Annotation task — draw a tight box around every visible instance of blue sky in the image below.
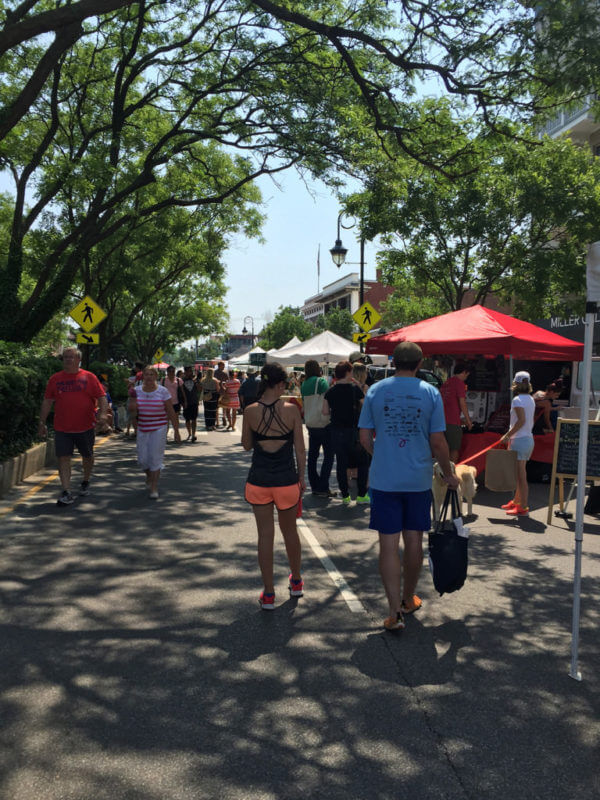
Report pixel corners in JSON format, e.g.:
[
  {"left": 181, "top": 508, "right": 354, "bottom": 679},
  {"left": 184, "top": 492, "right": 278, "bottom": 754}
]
[{"left": 224, "top": 170, "right": 379, "bottom": 337}]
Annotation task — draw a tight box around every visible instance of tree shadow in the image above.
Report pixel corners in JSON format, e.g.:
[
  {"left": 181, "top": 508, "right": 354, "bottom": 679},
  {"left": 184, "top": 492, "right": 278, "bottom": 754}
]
[{"left": 1, "top": 436, "right": 599, "bottom": 799}]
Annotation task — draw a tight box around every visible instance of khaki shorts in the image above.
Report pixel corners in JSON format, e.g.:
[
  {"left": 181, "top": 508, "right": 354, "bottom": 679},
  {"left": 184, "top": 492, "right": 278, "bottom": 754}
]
[{"left": 444, "top": 424, "right": 463, "bottom": 453}]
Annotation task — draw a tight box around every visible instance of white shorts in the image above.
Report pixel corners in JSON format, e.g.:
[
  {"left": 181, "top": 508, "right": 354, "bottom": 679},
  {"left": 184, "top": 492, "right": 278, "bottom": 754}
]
[{"left": 136, "top": 426, "right": 167, "bottom": 471}]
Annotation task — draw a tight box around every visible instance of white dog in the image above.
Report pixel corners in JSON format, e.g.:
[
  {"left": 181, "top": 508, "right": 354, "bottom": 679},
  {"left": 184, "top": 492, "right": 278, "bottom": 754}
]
[{"left": 432, "top": 461, "right": 478, "bottom": 520}]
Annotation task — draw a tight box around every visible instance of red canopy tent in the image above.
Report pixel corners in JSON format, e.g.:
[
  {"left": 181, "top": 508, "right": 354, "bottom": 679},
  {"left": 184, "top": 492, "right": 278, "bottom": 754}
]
[{"left": 366, "top": 306, "right": 584, "bottom": 361}]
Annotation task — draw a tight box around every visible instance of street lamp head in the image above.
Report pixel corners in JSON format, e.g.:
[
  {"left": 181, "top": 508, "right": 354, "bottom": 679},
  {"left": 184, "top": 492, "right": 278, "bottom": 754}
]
[
  {"left": 330, "top": 239, "right": 348, "bottom": 268},
  {"left": 242, "top": 326, "right": 248, "bottom": 335}
]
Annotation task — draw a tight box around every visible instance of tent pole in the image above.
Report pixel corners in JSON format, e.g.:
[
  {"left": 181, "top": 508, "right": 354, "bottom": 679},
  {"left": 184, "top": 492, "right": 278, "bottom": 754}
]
[{"left": 570, "top": 301, "right": 595, "bottom": 681}]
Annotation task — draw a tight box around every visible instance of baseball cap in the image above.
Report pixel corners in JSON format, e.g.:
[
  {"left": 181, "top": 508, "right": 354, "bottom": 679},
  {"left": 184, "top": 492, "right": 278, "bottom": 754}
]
[
  {"left": 349, "top": 351, "right": 373, "bottom": 365},
  {"left": 393, "top": 341, "right": 423, "bottom": 363},
  {"left": 514, "top": 370, "right": 531, "bottom": 383}
]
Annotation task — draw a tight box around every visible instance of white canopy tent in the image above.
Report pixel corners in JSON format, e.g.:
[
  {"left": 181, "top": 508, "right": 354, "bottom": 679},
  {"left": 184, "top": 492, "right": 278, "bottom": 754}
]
[
  {"left": 267, "top": 336, "right": 301, "bottom": 356},
  {"left": 266, "top": 330, "right": 388, "bottom": 366},
  {"left": 229, "top": 345, "right": 265, "bottom": 365}
]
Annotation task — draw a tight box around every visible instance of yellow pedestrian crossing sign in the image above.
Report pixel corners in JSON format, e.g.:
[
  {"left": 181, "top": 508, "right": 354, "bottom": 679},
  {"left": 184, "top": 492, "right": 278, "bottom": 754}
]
[
  {"left": 353, "top": 331, "right": 371, "bottom": 344},
  {"left": 153, "top": 348, "right": 164, "bottom": 363},
  {"left": 69, "top": 295, "right": 107, "bottom": 332},
  {"left": 353, "top": 301, "right": 381, "bottom": 333},
  {"left": 76, "top": 332, "right": 100, "bottom": 345}
]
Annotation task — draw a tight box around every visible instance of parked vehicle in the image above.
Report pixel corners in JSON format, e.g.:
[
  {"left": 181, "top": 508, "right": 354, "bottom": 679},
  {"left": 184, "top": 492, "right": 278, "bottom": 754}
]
[
  {"left": 569, "top": 357, "right": 600, "bottom": 410},
  {"left": 367, "top": 365, "right": 442, "bottom": 389}
]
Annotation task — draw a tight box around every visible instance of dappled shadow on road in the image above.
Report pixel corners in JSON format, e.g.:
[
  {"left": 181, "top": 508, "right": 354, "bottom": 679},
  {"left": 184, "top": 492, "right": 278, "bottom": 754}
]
[
  {"left": 346, "top": 520, "right": 600, "bottom": 800},
  {"left": 0, "top": 436, "right": 599, "bottom": 799}
]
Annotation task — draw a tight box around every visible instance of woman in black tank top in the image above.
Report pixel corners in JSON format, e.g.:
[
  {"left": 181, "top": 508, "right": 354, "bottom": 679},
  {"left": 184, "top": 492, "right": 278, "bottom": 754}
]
[{"left": 242, "top": 363, "right": 306, "bottom": 610}]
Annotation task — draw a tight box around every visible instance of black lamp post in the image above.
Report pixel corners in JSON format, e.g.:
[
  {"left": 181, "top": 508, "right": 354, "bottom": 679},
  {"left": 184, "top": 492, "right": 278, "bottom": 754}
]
[
  {"left": 330, "top": 212, "right": 366, "bottom": 348},
  {"left": 241, "top": 315, "right": 255, "bottom": 345}
]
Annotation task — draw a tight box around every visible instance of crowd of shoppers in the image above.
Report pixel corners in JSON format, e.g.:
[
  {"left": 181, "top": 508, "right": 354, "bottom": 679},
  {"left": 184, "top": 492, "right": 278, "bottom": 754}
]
[{"left": 38, "top": 344, "right": 551, "bottom": 631}]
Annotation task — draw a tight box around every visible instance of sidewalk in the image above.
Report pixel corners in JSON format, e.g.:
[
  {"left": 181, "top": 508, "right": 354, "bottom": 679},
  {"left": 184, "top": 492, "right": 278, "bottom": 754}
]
[{"left": 0, "top": 431, "right": 598, "bottom": 800}]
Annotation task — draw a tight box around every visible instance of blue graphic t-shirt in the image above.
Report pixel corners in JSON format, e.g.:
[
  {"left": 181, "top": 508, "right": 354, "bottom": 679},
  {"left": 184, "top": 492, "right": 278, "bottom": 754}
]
[{"left": 358, "top": 376, "right": 445, "bottom": 492}]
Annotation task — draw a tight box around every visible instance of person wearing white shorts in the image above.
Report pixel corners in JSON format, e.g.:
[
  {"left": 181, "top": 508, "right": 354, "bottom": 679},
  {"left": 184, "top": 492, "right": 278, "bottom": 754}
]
[
  {"left": 136, "top": 426, "right": 168, "bottom": 472},
  {"left": 500, "top": 370, "right": 536, "bottom": 517},
  {"left": 131, "top": 366, "right": 181, "bottom": 498}
]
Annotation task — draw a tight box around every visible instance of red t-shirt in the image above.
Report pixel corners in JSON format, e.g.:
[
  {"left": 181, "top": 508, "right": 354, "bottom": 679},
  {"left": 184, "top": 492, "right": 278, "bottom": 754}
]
[
  {"left": 44, "top": 369, "right": 105, "bottom": 432},
  {"left": 440, "top": 375, "right": 466, "bottom": 426}
]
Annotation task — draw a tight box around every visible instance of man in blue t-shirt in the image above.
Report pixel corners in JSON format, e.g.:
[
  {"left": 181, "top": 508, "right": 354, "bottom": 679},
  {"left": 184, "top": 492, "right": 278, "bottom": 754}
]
[{"left": 359, "top": 341, "right": 458, "bottom": 632}]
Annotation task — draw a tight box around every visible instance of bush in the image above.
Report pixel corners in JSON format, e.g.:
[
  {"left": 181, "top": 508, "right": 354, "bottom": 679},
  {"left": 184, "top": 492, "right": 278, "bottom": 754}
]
[
  {"left": 0, "top": 343, "right": 62, "bottom": 461},
  {"left": 88, "top": 361, "right": 130, "bottom": 402}
]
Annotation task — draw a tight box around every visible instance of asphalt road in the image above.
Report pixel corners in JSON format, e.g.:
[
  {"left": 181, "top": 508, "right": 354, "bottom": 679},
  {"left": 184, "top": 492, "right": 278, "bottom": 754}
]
[{"left": 0, "top": 422, "right": 598, "bottom": 800}]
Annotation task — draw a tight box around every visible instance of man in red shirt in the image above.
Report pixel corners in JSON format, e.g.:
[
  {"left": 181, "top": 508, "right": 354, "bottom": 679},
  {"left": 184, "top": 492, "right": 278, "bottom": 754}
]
[
  {"left": 440, "top": 362, "right": 473, "bottom": 463},
  {"left": 38, "top": 347, "right": 108, "bottom": 505}
]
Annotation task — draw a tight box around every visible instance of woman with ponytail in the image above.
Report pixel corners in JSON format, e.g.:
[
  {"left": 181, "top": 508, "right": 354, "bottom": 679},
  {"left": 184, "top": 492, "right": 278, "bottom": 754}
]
[
  {"left": 500, "top": 370, "right": 535, "bottom": 517},
  {"left": 242, "top": 363, "right": 306, "bottom": 609}
]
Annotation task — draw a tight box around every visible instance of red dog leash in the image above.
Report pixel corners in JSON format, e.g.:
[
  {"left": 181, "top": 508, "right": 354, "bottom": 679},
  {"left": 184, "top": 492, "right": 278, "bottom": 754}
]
[{"left": 456, "top": 437, "right": 505, "bottom": 466}]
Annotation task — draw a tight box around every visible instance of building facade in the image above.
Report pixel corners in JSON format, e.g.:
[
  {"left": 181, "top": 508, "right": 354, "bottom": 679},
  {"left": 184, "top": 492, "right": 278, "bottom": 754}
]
[
  {"left": 301, "top": 270, "right": 394, "bottom": 323},
  {"left": 221, "top": 333, "right": 255, "bottom": 360},
  {"left": 539, "top": 93, "right": 600, "bottom": 152}
]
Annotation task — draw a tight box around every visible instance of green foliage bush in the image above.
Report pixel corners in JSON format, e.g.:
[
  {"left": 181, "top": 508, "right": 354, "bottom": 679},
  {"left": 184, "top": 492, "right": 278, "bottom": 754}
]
[
  {"left": 0, "top": 341, "right": 61, "bottom": 461},
  {"left": 89, "top": 361, "right": 130, "bottom": 402}
]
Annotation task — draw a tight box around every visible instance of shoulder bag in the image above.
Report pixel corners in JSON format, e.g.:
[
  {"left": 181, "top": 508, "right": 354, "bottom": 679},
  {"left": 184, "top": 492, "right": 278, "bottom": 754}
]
[{"left": 303, "top": 378, "right": 329, "bottom": 429}]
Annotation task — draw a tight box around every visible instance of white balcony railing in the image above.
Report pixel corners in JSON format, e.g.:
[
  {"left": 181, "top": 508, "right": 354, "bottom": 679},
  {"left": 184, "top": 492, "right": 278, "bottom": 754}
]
[{"left": 539, "top": 94, "right": 598, "bottom": 137}]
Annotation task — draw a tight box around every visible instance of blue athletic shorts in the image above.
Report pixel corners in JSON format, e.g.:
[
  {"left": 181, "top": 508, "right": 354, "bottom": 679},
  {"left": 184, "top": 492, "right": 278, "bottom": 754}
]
[
  {"left": 509, "top": 435, "right": 534, "bottom": 462},
  {"left": 369, "top": 488, "right": 432, "bottom": 534}
]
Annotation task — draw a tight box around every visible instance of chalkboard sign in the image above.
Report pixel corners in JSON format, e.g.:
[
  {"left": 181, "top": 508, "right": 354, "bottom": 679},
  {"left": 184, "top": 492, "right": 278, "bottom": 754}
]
[{"left": 555, "top": 420, "right": 600, "bottom": 479}]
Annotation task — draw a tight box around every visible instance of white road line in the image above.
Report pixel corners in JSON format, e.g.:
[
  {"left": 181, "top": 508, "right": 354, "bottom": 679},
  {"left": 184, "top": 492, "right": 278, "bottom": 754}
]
[{"left": 296, "top": 517, "right": 366, "bottom": 614}]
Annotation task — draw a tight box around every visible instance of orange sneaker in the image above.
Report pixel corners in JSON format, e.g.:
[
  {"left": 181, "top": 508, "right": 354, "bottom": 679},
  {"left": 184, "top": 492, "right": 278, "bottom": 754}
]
[
  {"left": 501, "top": 500, "right": 516, "bottom": 510},
  {"left": 383, "top": 612, "right": 405, "bottom": 631},
  {"left": 401, "top": 595, "right": 422, "bottom": 614},
  {"left": 505, "top": 505, "right": 529, "bottom": 516}
]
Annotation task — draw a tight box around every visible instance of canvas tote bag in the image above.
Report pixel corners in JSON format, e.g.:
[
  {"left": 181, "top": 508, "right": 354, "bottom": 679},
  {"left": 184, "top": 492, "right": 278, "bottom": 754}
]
[
  {"left": 485, "top": 447, "right": 518, "bottom": 492},
  {"left": 303, "top": 378, "right": 329, "bottom": 428}
]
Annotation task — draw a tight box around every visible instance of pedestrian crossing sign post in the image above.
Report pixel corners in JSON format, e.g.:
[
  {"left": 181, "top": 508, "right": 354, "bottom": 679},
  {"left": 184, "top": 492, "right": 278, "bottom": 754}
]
[
  {"left": 153, "top": 348, "right": 164, "bottom": 363},
  {"left": 76, "top": 332, "right": 100, "bottom": 345},
  {"left": 69, "top": 295, "right": 107, "bottom": 332},
  {"left": 353, "top": 301, "right": 381, "bottom": 333},
  {"left": 352, "top": 331, "right": 371, "bottom": 344}
]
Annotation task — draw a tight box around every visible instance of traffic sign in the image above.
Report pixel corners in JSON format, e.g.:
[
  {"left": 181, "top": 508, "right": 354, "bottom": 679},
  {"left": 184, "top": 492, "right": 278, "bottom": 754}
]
[
  {"left": 69, "top": 295, "right": 107, "bottom": 332},
  {"left": 153, "top": 348, "right": 164, "bottom": 363},
  {"left": 353, "top": 301, "right": 381, "bottom": 333},
  {"left": 352, "top": 331, "right": 371, "bottom": 344},
  {"left": 76, "top": 332, "right": 100, "bottom": 345}
]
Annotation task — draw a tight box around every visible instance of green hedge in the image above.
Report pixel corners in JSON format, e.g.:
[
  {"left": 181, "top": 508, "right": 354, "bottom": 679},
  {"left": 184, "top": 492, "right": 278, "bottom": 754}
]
[
  {"left": 89, "top": 361, "right": 130, "bottom": 402},
  {"left": 0, "top": 344, "right": 133, "bottom": 460},
  {"left": 0, "top": 342, "right": 62, "bottom": 461}
]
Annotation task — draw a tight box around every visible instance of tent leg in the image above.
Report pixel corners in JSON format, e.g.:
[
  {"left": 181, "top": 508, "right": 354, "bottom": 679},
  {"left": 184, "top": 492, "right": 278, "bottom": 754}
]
[{"left": 569, "top": 302, "right": 596, "bottom": 681}]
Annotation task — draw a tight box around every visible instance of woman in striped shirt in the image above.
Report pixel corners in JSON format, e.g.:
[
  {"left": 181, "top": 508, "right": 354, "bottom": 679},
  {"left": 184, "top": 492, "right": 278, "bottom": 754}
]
[
  {"left": 221, "top": 371, "right": 241, "bottom": 431},
  {"left": 130, "top": 366, "right": 181, "bottom": 498}
]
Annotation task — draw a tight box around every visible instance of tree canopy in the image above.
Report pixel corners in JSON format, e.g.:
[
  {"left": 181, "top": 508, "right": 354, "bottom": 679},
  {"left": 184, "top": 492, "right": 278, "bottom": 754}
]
[
  {"left": 256, "top": 306, "right": 313, "bottom": 351},
  {"left": 2, "top": 0, "right": 600, "bottom": 347},
  {"left": 256, "top": 304, "right": 355, "bottom": 350},
  {"left": 345, "top": 124, "right": 600, "bottom": 327}
]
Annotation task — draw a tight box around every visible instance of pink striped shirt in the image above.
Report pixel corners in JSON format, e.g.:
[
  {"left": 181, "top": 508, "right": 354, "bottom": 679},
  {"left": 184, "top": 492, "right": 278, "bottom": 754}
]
[{"left": 135, "top": 385, "right": 170, "bottom": 432}]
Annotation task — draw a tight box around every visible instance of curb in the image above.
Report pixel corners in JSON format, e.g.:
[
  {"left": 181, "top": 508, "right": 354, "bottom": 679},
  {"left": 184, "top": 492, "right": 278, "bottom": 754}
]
[{"left": 0, "top": 441, "right": 56, "bottom": 498}]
